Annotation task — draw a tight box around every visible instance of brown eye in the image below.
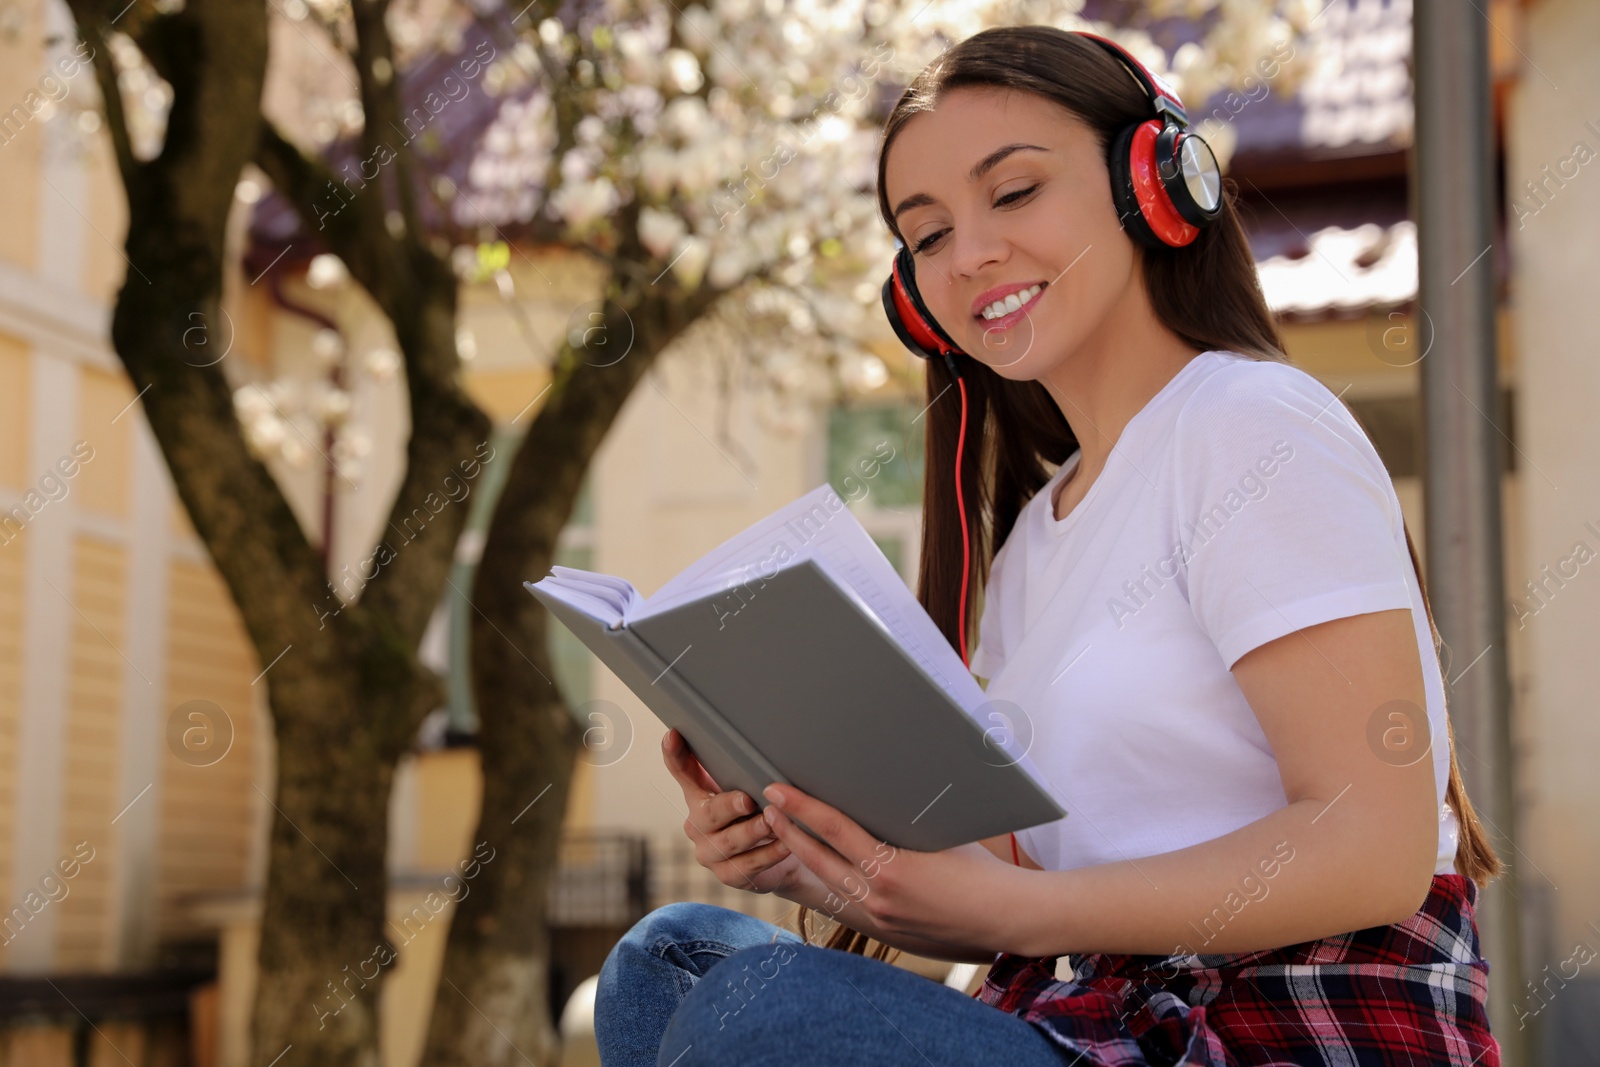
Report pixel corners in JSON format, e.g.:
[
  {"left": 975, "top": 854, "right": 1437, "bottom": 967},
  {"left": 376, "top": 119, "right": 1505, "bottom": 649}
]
[{"left": 995, "top": 183, "right": 1040, "bottom": 207}]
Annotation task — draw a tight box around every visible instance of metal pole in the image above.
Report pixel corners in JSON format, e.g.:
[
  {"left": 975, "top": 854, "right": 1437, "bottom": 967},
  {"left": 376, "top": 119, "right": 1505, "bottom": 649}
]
[{"left": 1412, "top": 2, "right": 1527, "bottom": 1063}]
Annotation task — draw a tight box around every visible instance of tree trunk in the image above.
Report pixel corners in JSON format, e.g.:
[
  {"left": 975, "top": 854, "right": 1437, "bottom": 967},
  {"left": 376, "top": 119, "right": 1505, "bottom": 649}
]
[
  {"left": 249, "top": 672, "right": 402, "bottom": 1066},
  {"left": 421, "top": 273, "right": 722, "bottom": 1064},
  {"left": 65, "top": 2, "right": 487, "bottom": 1062},
  {"left": 416, "top": 679, "right": 578, "bottom": 1067}
]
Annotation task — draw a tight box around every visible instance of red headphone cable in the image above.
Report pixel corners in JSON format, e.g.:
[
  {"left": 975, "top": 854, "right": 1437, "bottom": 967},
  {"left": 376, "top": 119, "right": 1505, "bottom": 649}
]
[
  {"left": 954, "top": 376, "right": 970, "bottom": 672},
  {"left": 942, "top": 354, "right": 1020, "bottom": 871}
]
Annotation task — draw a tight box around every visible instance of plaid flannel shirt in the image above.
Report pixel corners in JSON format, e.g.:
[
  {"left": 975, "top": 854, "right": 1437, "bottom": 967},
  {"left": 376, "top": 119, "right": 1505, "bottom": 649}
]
[{"left": 976, "top": 873, "right": 1499, "bottom": 1066}]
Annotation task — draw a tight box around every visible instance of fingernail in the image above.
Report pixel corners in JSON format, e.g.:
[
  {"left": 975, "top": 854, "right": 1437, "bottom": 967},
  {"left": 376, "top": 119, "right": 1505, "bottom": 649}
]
[
  {"left": 735, "top": 794, "right": 750, "bottom": 814},
  {"left": 763, "top": 807, "right": 777, "bottom": 827},
  {"left": 763, "top": 785, "right": 784, "bottom": 807}
]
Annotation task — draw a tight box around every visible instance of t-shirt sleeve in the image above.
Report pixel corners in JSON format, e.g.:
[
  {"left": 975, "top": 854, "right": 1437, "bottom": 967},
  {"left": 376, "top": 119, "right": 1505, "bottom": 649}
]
[
  {"left": 968, "top": 527, "right": 1017, "bottom": 681},
  {"left": 1175, "top": 363, "right": 1415, "bottom": 670}
]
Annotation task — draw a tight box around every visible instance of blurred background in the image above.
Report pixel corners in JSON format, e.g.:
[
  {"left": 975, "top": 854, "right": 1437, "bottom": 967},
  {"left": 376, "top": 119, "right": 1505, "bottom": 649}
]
[{"left": 0, "top": 0, "right": 1593, "bottom": 1064}]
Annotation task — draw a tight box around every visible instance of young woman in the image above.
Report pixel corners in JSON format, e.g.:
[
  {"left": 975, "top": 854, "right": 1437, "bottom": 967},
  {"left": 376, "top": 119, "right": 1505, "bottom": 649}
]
[{"left": 593, "top": 25, "right": 1501, "bottom": 1066}]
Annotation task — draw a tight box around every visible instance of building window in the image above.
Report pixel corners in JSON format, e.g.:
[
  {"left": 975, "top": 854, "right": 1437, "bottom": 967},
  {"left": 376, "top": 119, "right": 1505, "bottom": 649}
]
[{"left": 826, "top": 401, "right": 925, "bottom": 587}]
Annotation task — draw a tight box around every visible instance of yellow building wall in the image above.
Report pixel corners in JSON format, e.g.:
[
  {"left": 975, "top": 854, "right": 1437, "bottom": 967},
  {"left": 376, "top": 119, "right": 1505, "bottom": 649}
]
[
  {"left": 567, "top": 759, "right": 594, "bottom": 832},
  {"left": 0, "top": 1025, "right": 73, "bottom": 1066},
  {"left": 0, "top": 7, "right": 43, "bottom": 272},
  {"left": 171, "top": 496, "right": 199, "bottom": 545},
  {"left": 83, "top": 133, "right": 128, "bottom": 309},
  {"left": 0, "top": 335, "right": 27, "bottom": 488},
  {"left": 0, "top": 334, "right": 26, "bottom": 971},
  {"left": 0, "top": 529, "right": 21, "bottom": 973},
  {"left": 402, "top": 747, "right": 597, "bottom": 868},
  {"left": 1279, "top": 310, "right": 1517, "bottom": 387},
  {"left": 158, "top": 560, "right": 260, "bottom": 944},
  {"left": 231, "top": 274, "right": 278, "bottom": 375},
  {"left": 462, "top": 367, "right": 551, "bottom": 424},
  {"left": 52, "top": 536, "right": 127, "bottom": 971},
  {"left": 76, "top": 368, "right": 134, "bottom": 520},
  {"left": 411, "top": 750, "right": 481, "bottom": 871}
]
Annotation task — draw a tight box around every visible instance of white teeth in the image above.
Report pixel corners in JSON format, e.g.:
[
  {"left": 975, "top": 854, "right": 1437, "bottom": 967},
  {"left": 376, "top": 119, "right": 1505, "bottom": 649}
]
[{"left": 981, "top": 284, "right": 1042, "bottom": 320}]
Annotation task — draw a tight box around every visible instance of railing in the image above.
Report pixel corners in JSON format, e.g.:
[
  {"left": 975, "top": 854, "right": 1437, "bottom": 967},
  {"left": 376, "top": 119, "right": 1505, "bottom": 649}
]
[
  {"left": 548, "top": 830, "right": 650, "bottom": 927},
  {"left": 545, "top": 829, "right": 794, "bottom": 1020},
  {"left": 550, "top": 830, "right": 795, "bottom": 929}
]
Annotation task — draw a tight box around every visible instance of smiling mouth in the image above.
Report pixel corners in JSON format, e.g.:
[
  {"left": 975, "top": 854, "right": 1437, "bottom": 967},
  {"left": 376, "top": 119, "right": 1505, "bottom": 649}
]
[{"left": 976, "top": 282, "right": 1046, "bottom": 323}]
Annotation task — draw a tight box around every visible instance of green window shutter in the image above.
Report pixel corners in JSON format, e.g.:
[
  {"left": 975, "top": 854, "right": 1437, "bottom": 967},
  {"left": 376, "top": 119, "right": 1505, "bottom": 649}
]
[
  {"left": 445, "top": 559, "right": 478, "bottom": 734},
  {"left": 825, "top": 402, "right": 925, "bottom": 508}
]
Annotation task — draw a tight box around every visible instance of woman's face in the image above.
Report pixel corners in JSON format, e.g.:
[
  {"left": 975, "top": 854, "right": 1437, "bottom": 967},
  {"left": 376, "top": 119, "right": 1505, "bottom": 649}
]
[{"left": 883, "top": 86, "right": 1141, "bottom": 379}]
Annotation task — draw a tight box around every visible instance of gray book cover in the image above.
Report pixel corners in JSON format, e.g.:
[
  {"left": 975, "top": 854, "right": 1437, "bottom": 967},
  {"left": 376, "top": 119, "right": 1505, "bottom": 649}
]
[{"left": 527, "top": 556, "right": 1065, "bottom": 852}]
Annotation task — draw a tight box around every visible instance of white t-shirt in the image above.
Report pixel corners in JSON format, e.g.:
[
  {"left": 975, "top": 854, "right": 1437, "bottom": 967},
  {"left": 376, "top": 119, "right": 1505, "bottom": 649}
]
[{"left": 969, "top": 349, "right": 1460, "bottom": 876}]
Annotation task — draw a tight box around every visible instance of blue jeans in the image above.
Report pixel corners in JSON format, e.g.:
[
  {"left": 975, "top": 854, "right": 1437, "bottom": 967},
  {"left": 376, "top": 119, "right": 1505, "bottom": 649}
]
[{"left": 593, "top": 901, "right": 1075, "bottom": 1066}]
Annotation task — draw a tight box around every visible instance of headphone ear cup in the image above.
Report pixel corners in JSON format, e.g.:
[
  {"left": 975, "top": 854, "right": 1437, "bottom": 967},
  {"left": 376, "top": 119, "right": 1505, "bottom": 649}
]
[
  {"left": 1108, "top": 122, "right": 1163, "bottom": 249},
  {"left": 882, "top": 245, "right": 962, "bottom": 360},
  {"left": 1112, "top": 120, "right": 1203, "bottom": 249},
  {"left": 882, "top": 272, "right": 934, "bottom": 360},
  {"left": 1156, "top": 126, "right": 1224, "bottom": 228}
]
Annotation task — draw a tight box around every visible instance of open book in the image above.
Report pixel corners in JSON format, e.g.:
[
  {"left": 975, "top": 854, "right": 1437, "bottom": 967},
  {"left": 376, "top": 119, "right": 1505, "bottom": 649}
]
[{"left": 525, "top": 483, "right": 1065, "bottom": 852}]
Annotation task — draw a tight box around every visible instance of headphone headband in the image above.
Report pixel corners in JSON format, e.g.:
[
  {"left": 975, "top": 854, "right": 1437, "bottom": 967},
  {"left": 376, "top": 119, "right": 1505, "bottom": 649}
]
[{"left": 1072, "top": 31, "right": 1191, "bottom": 127}]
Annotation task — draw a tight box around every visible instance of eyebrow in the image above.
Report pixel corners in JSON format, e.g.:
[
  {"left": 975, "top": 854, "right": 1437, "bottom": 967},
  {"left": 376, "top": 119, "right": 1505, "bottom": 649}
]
[{"left": 891, "top": 143, "right": 1049, "bottom": 222}]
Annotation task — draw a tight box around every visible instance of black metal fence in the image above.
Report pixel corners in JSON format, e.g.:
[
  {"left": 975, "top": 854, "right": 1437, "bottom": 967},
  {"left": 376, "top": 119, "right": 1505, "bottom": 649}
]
[{"left": 545, "top": 829, "right": 795, "bottom": 1020}]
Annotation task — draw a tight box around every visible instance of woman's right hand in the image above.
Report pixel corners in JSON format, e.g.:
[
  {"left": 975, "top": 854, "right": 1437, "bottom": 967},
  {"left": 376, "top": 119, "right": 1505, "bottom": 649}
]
[{"left": 662, "top": 728, "right": 805, "bottom": 897}]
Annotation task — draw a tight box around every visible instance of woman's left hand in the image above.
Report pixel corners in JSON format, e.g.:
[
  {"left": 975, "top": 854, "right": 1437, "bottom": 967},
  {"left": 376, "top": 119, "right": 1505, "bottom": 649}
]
[{"left": 760, "top": 782, "right": 1032, "bottom": 957}]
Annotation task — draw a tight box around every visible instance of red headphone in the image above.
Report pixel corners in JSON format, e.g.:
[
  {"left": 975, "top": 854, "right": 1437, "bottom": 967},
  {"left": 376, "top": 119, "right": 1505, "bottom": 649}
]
[{"left": 879, "top": 32, "right": 1221, "bottom": 675}]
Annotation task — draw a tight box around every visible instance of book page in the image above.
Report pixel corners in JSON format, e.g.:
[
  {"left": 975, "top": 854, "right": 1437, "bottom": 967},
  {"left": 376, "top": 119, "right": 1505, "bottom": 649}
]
[
  {"left": 640, "top": 484, "right": 855, "bottom": 616},
  {"left": 640, "top": 484, "right": 990, "bottom": 712},
  {"left": 528, "top": 566, "right": 645, "bottom": 629},
  {"left": 525, "top": 576, "right": 626, "bottom": 627}
]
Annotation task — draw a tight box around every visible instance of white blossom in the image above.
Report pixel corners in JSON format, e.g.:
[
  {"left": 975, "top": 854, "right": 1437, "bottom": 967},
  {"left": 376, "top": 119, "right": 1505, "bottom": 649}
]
[
  {"left": 363, "top": 347, "right": 401, "bottom": 381},
  {"left": 548, "top": 176, "right": 620, "bottom": 230},
  {"left": 308, "top": 382, "right": 353, "bottom": 426},
  {"left": 707, "top": 246, "right": 748, "bottom": 290},
  {"left": 662, "top": 95, "right": 710, "bottom": 141},
  {"left": 638, "top": 207, "right": 688, "bottom": 259},
  {"left": 306, "top": 254, "right": 349, "bottom": 290},
  {"left": 311, "top": 328, "right": 344, "bottom": 364},
  {"left": 636, "top": 145, "right": 677, "bottom": 198},
  {"left": 671, "top": 236, "right": 710, "bottom": 290},
  {"left": 663, "top": 49, "right": 704, "bottom": 94}
]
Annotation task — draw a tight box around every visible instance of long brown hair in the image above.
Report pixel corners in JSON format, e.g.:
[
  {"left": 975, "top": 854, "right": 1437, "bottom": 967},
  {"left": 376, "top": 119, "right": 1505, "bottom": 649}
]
[{"left": 795, "top": 25, "right": 1499, "bottom": 961}]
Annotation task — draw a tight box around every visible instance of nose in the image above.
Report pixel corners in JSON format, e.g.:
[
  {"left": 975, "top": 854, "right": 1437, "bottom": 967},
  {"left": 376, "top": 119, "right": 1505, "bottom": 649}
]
[{"left": 948, "top": 219, "right": 1010, "bottom": 282}]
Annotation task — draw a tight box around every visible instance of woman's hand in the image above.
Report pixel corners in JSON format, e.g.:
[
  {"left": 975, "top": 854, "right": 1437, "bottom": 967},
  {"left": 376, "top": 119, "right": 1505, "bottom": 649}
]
[
  {"left": 759, "top": 782, "right": 1030, "bottom": 958},
  {"left": 661, "top": 729, "right": 807, "bottom": 897}
]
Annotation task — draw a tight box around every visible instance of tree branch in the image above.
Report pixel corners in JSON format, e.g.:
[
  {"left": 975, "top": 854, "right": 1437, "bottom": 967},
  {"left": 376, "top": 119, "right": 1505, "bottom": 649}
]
[
  {"left": 349, "top": 0, "right": 426, "bottom": 250},
  {"left": 64, "top": 0, "right": 138, "bottom": 179},
  {"left": 255, "top": 119, "right": 405, "bottom": 304},
  {"left": 123, "top": 6, "right": 185, "bottom": 86}
]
